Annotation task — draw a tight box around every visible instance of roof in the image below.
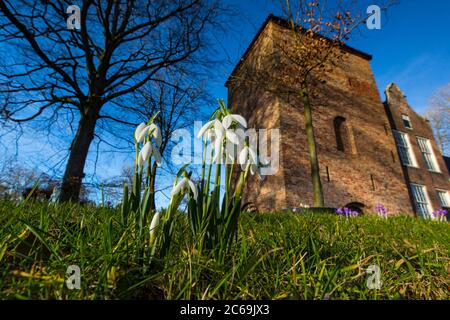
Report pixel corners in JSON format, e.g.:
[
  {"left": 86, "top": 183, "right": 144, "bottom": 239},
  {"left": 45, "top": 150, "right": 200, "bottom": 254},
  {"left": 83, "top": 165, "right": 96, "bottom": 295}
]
[{"left": 225, "top": 14, "right": 373, "bottom": 87}]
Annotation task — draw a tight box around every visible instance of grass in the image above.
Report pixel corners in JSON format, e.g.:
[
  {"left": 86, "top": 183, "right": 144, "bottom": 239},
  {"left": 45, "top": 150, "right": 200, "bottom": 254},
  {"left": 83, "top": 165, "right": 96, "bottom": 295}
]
[{"left": 0, "top": 200, "right": 449, "bottom": 300}]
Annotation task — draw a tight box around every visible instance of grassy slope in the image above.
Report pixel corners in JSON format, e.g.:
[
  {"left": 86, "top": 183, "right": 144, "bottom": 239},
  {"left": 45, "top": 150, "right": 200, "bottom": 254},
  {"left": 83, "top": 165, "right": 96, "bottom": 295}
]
[{"left": 0, "top": 200, "right": 449, "bottom": 300}]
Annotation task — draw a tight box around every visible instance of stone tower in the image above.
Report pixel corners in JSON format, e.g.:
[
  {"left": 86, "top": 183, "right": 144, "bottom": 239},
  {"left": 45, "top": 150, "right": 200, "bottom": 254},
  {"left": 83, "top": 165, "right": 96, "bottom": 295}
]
[{"left": 226, "top": 15, "right": 450, "bottom": 216}]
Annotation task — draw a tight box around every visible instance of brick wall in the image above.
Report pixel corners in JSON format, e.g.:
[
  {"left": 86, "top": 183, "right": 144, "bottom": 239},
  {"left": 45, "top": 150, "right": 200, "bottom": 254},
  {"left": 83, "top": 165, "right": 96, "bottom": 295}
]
[
  {"left": 385, "top": 84, "right": 450, "bottom": 215},
  {"left": 226, "top": 17, "right": 447, "bottom": 215}
]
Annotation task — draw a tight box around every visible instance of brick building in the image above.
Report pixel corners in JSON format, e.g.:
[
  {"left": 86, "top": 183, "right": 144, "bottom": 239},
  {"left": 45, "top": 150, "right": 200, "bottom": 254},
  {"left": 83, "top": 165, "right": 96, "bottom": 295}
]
[{"left": 226, "top": 15, "right": 450, "bottom": 217}]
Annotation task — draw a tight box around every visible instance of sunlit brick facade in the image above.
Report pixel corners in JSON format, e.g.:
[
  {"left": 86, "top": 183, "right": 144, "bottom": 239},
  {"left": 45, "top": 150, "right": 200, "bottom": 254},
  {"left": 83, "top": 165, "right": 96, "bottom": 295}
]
[{"left": 226, "top": 15, "right": 450, "bottom": 216}]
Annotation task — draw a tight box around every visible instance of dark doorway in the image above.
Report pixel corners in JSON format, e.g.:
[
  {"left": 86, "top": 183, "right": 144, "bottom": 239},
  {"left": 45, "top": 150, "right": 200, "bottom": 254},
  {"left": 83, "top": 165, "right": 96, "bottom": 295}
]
[{"left": 345, "top": 202, "right": 365, "bottom": 215}]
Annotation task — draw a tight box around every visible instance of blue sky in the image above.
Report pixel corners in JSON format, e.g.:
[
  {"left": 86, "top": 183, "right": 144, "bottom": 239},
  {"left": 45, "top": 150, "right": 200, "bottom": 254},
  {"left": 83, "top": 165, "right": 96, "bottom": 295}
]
[
  {"left": 212, "top": 0, "right": 450, "bottom": 113},
  {"left": 1, "top": 0, "right": 449, "bottom": 206}
]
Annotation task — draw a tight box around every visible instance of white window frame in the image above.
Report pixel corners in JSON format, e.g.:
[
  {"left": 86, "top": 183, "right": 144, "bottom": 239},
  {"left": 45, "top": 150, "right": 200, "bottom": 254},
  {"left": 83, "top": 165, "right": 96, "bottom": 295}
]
[
  {"left": 436, "top": 189, "right": 450, "bottom": 208},
  {"left": 393, "top": 130, "right": 418, "bottom": 168},
  {"left": 416, "top": 137, "right": 441, "bottom": 173},
  {"left": 410, "top": 184, "right": 433, "bottom": 219},
  {"left": 402, "top": 114, "right": 413, "bottom": 130}
]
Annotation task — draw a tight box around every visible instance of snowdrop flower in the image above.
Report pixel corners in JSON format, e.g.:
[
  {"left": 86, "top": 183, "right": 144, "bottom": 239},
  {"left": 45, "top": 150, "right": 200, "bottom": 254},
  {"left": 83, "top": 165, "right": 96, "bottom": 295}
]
[
  {"left": 197, "top": 114, "right": 247, "bottom": 163},
  {"left": 221, "top": 114, "right": 247, "bottom": 147},
  {"left": 197, "top": 114, "right": 247, "bottom": 143},
  {"left": 138, "top": 141, "right": 162, "bottom": 167},
  {"left": 222, "top": 114, "right": 247, "bottom": 130},
  {"left": 198, "top": 119, "right": 224, "bottom": 162},
  {"left": 149, "top": 212, "right": 162, "bottom": 245},
  {"left": 148, "top": 123, "right": 162, "bottom": 148},
  {"left": 138, "top": 141, "right": 152, "bottom": 167},
  {"left": 152, "top": 145, "right": 162, "bottom": 166},
  {"left": 239, "top": 145, "right": 258, "bottom": 175},
  {"left": 197, "top": 119, "right": 216, "bottom": 139},
  {"left": 135, "top": 122, "right": 162, "bottom": 147},
  {"left": 135, "top": 123, "right": 149, "bottom": 143},
  {"left": 171, "top": 176, "right": 198, "bottom": 201}
]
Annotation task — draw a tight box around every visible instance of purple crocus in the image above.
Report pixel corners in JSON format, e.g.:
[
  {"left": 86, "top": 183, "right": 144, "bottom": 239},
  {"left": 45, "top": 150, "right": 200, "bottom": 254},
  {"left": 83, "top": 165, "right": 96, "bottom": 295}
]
[
  {"left": 375, "top": 204, "right": 388, "bottom": 218},
  {"left": 336, "top": 207, "right": 359, "bottom": 218},
  {"left": 432, "top": 208, "right": 448, "bottom": 222}
]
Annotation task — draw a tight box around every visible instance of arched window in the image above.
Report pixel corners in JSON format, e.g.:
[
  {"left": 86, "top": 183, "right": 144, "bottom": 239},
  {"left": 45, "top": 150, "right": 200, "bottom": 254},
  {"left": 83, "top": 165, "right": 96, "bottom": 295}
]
[{"left": 334, "top": 116, "right": 348, "bottom": 152}]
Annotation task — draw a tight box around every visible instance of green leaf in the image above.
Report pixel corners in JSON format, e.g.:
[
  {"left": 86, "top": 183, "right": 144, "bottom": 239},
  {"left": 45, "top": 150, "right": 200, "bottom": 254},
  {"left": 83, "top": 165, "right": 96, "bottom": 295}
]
[{"left": 21, "top": 221, "right": 62, "bottom": 262}]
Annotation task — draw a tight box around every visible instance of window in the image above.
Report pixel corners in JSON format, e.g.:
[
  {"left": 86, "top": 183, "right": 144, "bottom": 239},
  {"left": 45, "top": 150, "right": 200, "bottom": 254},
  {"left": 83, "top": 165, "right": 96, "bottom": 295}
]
[
  {"left": 393, "top": 131, "right": 417, "bottom": 167},
  {"left": 334, "top": 116, "right": 347, "bottom": 152},
  {"left": 370, "top": 174, "right": 376, "bottom": 191},
  {"left": 326, "top": 166, "right": 331, "bottom": 182},
  {"left": 410, "top": 184, "right": 432, "bottom": 218},
  {"left": 417, "top": 137, "right": 440, "bottom": 172},
  {"left": 436, "top": 190, "right": 450, "bottom": 208},
  {"left": 402, "top": 114, "right": 412, "bottom": 129}
]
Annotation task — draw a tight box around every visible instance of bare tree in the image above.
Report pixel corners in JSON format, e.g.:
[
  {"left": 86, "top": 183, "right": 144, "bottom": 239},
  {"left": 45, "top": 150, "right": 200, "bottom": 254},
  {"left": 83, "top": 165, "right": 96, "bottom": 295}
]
[
  {"left": 0, "top": 162, "right": 68, "bottom": 201},
  {"left": 0, "top": 0, "right": 224, "bottom": 202},
  {"left": 426, "top": 84, "right": 450, "bottom": 156},
  {"left": 137, "top": 70, "right": 210, "bottom": 210},
  {"left": 0, "top": 163, "right": 39, "bottom": 194},
  {"left": 87, "top": 70, "right": 210, "bottom": 209}
]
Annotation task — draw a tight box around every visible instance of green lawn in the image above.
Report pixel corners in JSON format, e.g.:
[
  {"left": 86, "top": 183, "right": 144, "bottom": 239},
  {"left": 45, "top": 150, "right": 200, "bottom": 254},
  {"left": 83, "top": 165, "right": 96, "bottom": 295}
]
[{"left": 0, "top": 200, "right": 449, "bottom": 300}]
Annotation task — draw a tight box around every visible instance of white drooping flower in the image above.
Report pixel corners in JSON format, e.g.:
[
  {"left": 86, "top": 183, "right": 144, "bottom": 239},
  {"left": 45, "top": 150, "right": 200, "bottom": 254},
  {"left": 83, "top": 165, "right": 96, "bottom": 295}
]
[
  {"left": 135, "top": 121, "right": 163, "bottom": 167},
  {"left": 138, "top": 141, "right": 163, "bottom": 167},
  {"left": 198, "top": 119, "right": 225, "bottom": 163},
  {"left": 221, "top": 114, "right": 247, "bottom": 147},
  {"left": 135, "top": 122, "right": 163, "bottom": 148},
  {"left": 152, "top": 144, "right": 162, "bottom": 166},
  {"left": 149, "top": 211, "right": 162, "bottom": 245},
  {"left": 197, "top": 119, "right": 215, "bottom": 139},
  {"left": 171, "top": 176, "right": 198, "bottom": 201},
  {"left": 222, "top": 114, "right": 247, "bottom": 130},
  {"left": 197, "top": 114, "right": 247, "bottom": 163},
  {"left": 135, "top": 123, "right": 149, "bottom": 143},
  {"left": 148, "top": 123, "right": 162, "bottom": 148},
  {"left": 239, "top": 145, "right": 258, "bottom": 175},
  {"left": 138, "top": 141, "right": 152, "bottom": 167}
]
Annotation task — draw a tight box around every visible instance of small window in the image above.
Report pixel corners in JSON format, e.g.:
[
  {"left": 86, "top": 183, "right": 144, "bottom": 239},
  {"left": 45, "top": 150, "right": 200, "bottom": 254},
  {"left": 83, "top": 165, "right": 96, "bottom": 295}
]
[
  {"left": 326, "top": 166, "right": 331, "bottom": 182},
  {"left": 334, "top": 116, "right": 347, "bottom": 152},
  {"left": 436, "top": 190, "right": 450, "bottom": 208},
  {"left": 370, "top": 174, "right": 376, "bottom": 191},
  {"left": 402, "top": 115, "right": 412, "bottom": 129},
  {"left": 417, "top": 137, "right": 440, "bottom": 172},
  {"left": 393, "top": 131, "right": 417, "bottom": 167},
  {"left": 410, "top": 184, "right": 432, "bottom": 218}
]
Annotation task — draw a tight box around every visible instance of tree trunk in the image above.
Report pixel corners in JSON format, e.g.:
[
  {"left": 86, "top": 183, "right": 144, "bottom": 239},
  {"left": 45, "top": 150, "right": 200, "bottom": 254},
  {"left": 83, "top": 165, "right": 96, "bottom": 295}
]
[
  {"left": 149, "top": 162, "right": 158, "bottom": 211},
  {"left": 59, "top": 111, "right": 98, "bottom": 202},
  {"left": 300, "top": 86, "right": 325, "bottom": 207}
]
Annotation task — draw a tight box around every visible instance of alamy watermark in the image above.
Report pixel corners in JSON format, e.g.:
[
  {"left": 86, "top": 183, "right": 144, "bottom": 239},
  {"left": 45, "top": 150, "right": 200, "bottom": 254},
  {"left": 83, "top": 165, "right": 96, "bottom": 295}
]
[
  {"left": 66, "top": 5, "right": 81, "bottom": 30},
  {"left": 67, "top": 4, "right": 382, "bottom": 31},
  {"left": 66, "top": 265, "right": 81, "bottom": 290},
  {"left": 367, "top": 5, "right": 381, "bottom": 30},
  {"left": 366, "top": 264, "right": 382, "bottom": 290}
]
